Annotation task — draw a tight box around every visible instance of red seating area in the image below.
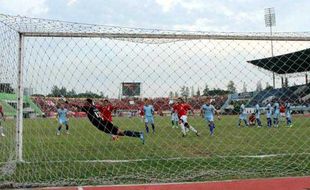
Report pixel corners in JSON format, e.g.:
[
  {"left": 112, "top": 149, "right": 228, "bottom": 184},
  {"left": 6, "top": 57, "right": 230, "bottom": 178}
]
[
  {"left": 32, "top": 96, "right": 58, "bottom": 117},
  {"left": 31, "top": 96, "right": 228, "bottom": 117}
]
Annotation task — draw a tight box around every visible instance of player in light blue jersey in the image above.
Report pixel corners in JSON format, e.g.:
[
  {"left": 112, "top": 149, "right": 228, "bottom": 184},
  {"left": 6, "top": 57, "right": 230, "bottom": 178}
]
[
  {"left": 238, "top": 104, "right": 248, "bottom": 127},
  {"left": 285, "top": 102, "right": 293, "bottom": 127},
  {"left": 56, "top": 103, "right": 70, "bottom": 135},
  {"left": 273, "top": 100, "right": 280, "bottom": 127},
  {"left": 255, "top": 103, "right": 262, "bottom": 127},
  {"left": 143, "top": 98, "right": 155, "bottom": 133},
  {"left": 266, "top": 103, "right": 272, "bottom": 128},
  {"left": 201, "top": 99, "right": 217, "bottom": 136},
  {"left": 170, "top": 106, "right": 179, "bottom": 128}
]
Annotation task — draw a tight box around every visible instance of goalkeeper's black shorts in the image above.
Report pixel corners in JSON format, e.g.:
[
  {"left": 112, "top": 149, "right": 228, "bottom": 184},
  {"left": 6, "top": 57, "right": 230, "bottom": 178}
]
[{"left": 97, "top": 120, "right": 119, "bottom": 135}]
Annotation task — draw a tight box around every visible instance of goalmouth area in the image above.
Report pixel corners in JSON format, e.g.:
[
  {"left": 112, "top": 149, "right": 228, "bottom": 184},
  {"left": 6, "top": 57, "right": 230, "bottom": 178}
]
[{"left": 0, "top": 14, "right": 310, "bottom": 189}]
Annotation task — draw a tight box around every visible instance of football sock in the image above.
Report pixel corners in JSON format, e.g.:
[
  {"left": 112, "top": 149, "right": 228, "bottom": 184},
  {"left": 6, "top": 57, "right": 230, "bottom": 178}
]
[
  {"left": 124, "top": 130, "right": 141, "bottom": 138},
  {"left": 145, "top": 124, "right": 149, "bottom": 133},
  {"left": 180, "top": 123, "right": 186, "bottom": 135},
  {"left": 189, "top": 126, "right": 197, "bottom": 133},
  {"left": 210, "top": 124, "right": 215, "bottom": 135}
]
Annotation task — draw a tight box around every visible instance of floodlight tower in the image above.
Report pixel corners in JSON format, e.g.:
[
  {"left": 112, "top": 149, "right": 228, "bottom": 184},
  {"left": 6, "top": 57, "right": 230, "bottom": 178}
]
[{"left": 265, "top": 7, "right": 276, "bottom": 88}]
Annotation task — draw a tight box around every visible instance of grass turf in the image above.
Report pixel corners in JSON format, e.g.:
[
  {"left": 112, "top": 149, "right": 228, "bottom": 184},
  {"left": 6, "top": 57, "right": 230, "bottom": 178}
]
[{"left": 0, "top": 115, "right": 310, "bottom": 187}]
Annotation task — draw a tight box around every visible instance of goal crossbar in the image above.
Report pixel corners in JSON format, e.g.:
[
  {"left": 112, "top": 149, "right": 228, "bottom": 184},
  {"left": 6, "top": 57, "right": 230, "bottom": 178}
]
[{"left": 21, "top": 32, "right": 310, "bottom": 41}]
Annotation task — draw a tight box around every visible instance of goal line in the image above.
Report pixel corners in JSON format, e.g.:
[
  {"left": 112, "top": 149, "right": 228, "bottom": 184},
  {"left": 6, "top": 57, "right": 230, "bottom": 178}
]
[{"left": 1, "top": 152, "right": 309, "bottom": 165}]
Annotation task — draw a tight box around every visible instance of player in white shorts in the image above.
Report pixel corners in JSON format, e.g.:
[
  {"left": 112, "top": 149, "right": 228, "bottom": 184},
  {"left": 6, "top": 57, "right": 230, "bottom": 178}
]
[{"left": 173, "top": 98, "right": 199, "bottom": 137}]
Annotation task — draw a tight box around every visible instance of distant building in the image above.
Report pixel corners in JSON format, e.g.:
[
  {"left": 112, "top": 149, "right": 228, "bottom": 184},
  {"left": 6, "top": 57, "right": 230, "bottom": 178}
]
[{"left": 24, "top": 87, "right": 34, "bottom": 96}]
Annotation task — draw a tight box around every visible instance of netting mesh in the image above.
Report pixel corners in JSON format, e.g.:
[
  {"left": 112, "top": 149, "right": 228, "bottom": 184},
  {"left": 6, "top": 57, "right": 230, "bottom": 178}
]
[
  {"left": 0, "top": 20, "right": 18, "bottom": 186},
  {"left": 0, "top": 14, "right": 310, "bottom": 188}
]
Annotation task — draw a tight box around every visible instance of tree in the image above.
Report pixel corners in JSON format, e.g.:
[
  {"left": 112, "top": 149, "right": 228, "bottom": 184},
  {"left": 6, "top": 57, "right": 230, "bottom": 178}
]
[
  {"left": 208, "top": 88, "right": 230, "bottom": 96},
  {"left": 59, "top": 87, "right": 67, "bottom": 96},
  {"left": 191, "top": 86, "right": 195, "bottom": 97},
  {"left": 185, "top": 87, "right": 190, "bottom": 98},
  {"left": 67, "top": 89, "right": 77, "bottom": 97},
  {"left": 169, "top": 91, "right": 174, "bottom": 98},
  {"left": 50, "top": 85, "right": 61, "bottom": 97},
  {"left": 180, "top": 86, "right": 189, "bottom": 98},
  {"left": 256, "top": 80, "right": 263, "bottom": 91},
  {"left": 242, "top": 82, "right": 247, "bottom": 93},
  {"left": 203, "top": 84, "right": 209, "bottom": 96},
  {"left": 174, "top": 91, "right": 179, "bottom": 97},
  {"left": 180, "top": 86, "right": 185, "bottom": 97},
  {"left": 0, "top": 83, "right": 14, "bottom": 93},
  {"left": 196, "top": 87, "right": 201, "bottom": 97},
  {"left": 227, "top": 80, "right": 237, "bottom": 93}
]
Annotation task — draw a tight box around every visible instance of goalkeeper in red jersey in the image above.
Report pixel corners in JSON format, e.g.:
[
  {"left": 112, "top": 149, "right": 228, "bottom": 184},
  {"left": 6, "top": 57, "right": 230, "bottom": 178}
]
[
  {"left": 67, "top": 98, "right": 145, "bottom": 144},
  {"left": 96, "top": 99, "right": 119, "bottom": 140},
  {"left": 97, "top": 99, "right": 114, "bottom": 122}
]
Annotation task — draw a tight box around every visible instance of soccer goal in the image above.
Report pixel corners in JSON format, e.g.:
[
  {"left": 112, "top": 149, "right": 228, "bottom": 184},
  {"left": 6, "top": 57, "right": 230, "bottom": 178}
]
[{"left": 0, "top": 14, "right": 310, "bottom": 188}]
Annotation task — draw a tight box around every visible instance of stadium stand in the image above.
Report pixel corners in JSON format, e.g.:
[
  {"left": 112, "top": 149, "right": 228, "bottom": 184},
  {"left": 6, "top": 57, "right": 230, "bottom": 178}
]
[
  {"left": 0, "top": 93, "right": 43, "bottom": 117},
  {"left": 247, "top": 84, "right": 308, "bottom": 107},
  {"left": 30, "top": 96, "right": 228, "bottom": 117}
]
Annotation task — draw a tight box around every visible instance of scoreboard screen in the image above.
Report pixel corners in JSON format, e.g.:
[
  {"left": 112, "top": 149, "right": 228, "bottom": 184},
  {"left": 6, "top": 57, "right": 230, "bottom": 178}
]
[{"left": 122, "top": 82, "right": 141, "bottom": 96}]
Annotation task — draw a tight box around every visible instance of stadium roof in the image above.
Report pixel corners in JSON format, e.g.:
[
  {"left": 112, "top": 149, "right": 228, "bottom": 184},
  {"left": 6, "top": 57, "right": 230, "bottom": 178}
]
[{"left": 247, "top": 48, "right": 310, "bottom": 74}]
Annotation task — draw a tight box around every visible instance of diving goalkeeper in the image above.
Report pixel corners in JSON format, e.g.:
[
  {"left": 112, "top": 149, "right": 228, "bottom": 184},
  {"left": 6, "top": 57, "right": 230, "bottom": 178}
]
[{"left": 67, "top": 98, "right": 145, "bottom": 144}]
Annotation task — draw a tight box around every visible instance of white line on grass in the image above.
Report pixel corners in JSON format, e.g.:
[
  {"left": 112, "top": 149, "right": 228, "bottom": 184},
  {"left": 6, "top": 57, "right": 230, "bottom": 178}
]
[
  {"left": 219, "top": 152, "right": 310, "bottom": 158},
  {"left": 1, "top": 153, "right": 309, "bottom": 164}
]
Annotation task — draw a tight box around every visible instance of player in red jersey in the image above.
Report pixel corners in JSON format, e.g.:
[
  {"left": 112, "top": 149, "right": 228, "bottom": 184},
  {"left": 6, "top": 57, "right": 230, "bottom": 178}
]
[
  {"left": 280, "top": 102, "right": 286, "bottom": 121},
  {"left": 173, "top": 97, "right": 199, "bottom": 137}
]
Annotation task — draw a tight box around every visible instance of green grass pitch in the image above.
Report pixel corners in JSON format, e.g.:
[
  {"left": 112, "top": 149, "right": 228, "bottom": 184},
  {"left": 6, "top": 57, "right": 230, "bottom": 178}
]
[{"left": 1, "top": 115, "right": 310, "bottom": 186}]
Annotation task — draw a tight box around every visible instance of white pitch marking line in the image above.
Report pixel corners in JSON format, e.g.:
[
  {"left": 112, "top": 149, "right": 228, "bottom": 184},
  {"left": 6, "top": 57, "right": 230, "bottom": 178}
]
[{"left": 1, "top": 153, "right": 310, "bottom": 164}]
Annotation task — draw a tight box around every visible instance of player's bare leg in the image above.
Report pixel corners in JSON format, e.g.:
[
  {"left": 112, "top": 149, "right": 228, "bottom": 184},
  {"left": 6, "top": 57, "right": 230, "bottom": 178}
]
[
  {"left": 182, "top": 122, "right": 199, "bottom": 137},
  {"left": 187, "top": 123, "right": 199, "bottom": 136},
  {"left": 180, "top": 123, "right": 187, "bottom": 137}
]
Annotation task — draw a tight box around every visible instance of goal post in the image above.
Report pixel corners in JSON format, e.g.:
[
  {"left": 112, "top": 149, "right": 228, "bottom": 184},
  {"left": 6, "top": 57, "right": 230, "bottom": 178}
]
[
  {"left": 1, "top": 14, "right": 310, "bottom": 188},
  {"left": 16, "top": 33, "right": 25, "bottom": 163}
]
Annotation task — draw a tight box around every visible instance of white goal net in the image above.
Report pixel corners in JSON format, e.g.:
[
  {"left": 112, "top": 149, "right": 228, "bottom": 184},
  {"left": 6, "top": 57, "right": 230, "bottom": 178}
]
[{"left": 0, "top": 14, "right": 310, "bottom": 188}]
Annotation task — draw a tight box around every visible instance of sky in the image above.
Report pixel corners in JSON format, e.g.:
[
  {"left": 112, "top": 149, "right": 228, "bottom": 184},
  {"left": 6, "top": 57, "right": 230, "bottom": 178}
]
[
  {"left": 0, "top": 0, "right": 310, "bottom": 98},
  {"left": 1, "top": 0, "right": 310, "bottom": 32}
]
